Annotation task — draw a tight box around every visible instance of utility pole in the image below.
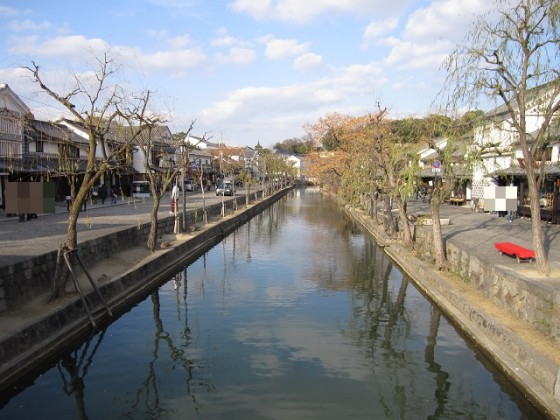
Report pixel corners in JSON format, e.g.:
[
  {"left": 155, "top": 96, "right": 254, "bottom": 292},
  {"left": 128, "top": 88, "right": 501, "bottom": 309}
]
[
  {"left": 182, "top": 145, "right": 188, "bottom": 232},
  {"left": 200, "top": 158, "right": 207, "bottom": 224},
  {"left": 219, "top": 148, "right": 225, "bottom": 217}
]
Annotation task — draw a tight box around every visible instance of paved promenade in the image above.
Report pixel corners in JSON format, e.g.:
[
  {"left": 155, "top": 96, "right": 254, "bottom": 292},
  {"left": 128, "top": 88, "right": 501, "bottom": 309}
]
[
  {"left": 407, "top": 199, "right": 560, "bottom": 284},
  {"left": 0, "top": 191, "right": 231, "bottom": 268},
  {"left": 1, "top": 193, "right": 559, "bottom": 287},
  {"left": 1, "top": 192, "right": 559, "bottom": 281}
]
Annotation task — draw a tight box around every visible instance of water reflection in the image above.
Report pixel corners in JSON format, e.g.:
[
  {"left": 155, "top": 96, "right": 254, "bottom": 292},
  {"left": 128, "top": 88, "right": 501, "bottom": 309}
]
[
  {"left": 119, "top": 268, "right": 218, "bottom": 419},
  {"left": 57, "top": 329, "right": 106, "bottom": 420},
  {"left": 0, "top": 188, "right": 543, "bottom": 419}
]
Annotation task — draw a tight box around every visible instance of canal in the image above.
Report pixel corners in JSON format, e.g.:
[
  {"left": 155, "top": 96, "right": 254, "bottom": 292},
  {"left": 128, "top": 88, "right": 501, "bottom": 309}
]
[{"left": 0, "top": 188, "right": 543, "bottom": 419}]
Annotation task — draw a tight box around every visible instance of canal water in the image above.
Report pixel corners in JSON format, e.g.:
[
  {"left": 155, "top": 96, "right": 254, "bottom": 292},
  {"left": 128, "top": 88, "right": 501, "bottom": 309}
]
[{"left": 0, "top": 188, "right": 543, "bottom": 419}]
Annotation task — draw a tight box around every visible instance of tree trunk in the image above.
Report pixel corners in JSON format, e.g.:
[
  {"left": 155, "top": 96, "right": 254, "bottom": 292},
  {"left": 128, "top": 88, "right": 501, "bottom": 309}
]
[
  {"left": 373, "top": 194, "right": 381, "bottom": 224},
  {"left": 49, "top": 245, "right": 71, "bottom": 300},
  {"left": 66, "top": 188, "right": 88, "bottom": 251},
  {"left": 66, "top": 209, "right": 79, "bottom": 251},
  {"left": 527, "top": 172, "right": 550, "bottom": 275},
  {"left": 54, "top": 177, "right": 92, "bottom": 301},
  {"left": 430, "top": 199, "right": 447, "bottom": 271},
  {"left": 383, "top": 195, "right": 396, "bottom": 235},
  {"left": 395, "top": 197, "right": 413, "bottom": 248},
  {"left": 147, "top": 197, "right": 161, "bottom": 252}
]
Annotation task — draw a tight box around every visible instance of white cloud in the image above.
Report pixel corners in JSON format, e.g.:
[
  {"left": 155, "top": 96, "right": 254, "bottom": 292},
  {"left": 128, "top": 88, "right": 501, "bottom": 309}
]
[
  {"left": 8, "top": 34, "right": 109, "bottom": 58},
  {"left": 293, "top": 53, "right": 322, "bottom": 72},
  {"left": 147, "top": 29, "right": 168, "bottom": 39},
  {"left": 215, "top": 47, "right": 256, "bottom": 65},
  {"left": 392, "top": 77, "right": 430, "bottom": 92},
  {"left": 212, "top": 35, "right": 237, "bottom": 47},
  {"left": 189, "top": 59, "right": 388, "bottom": 145},
  {"left": 363, "top": 17, "right": 398, "bottom": 41},
  {"left": 200, "top": 61, "right": 385, "bottom": 123},
  {"left": 378, "top": 0, "right": 496, "bottom": 73},
  {"left": 0, "top": 6, "right": 20, "bottom": 17},
  {"left": 230, "top": 0, "right": 409, "bottom": 24},
  {"left": 383, "top": 36, "right": 453, "bottom": 70},
  {"left": 8, "top": 19, "right": 50, "bottom": 32},
  {"left": 404, "top": 0, "right": 493, "bottom": 42},
  {"left": 8, "top": 34, "right": 208, "bottom": 74},
  {"left": 138, "top": 49, "right": 207, "bottom": 70},
  {"left": 229, "top": 0, "right": 275, "bottom": 21},
  {"left": 265, "top": 38, "right": 309, "bottom": 60},
  {"left": 168, "top": 35, "right": 191, "bottom": 49}
]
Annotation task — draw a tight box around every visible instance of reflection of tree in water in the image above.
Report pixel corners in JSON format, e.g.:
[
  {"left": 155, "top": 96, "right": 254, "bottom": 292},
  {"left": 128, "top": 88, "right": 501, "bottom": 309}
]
[
  {"left": 57, "top": 329, "right": 107, "bottom": 420},
  {"left": 221, "top": 196, "right": 289, "bottom": 265},
  {"left": 345, "top": 241, "right": 410, "bottom": 360},
  {"left": 342, "top": 239, "right": 510, "bottom": 418},
  {"left": 342, "top": 243, "right": 453, "bottom": 417},
  {"left": 251, "top": 194, "right": 289, "bottom": 249},
  {"left": 125, "top": 268, "right": 215, "bottom": 418},
  {"left": 424, "top": 307, "right": 450, "bottom": 419},
  {"left": 246, "top": 220, "right": 252, "bottom": 262}
]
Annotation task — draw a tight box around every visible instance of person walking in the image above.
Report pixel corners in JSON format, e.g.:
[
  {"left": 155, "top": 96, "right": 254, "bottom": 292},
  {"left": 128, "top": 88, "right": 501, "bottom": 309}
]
[
  {"left": 100, "top": 184, "right": 108, "bottom": 205},
  {"left": 111, "top": 187, "right": 118, "bottom": 205},
  {"left": 170, "top": 181, "right": 179, "bottom": 214},
  {"left": 80, "top": 188, "right": 89, "bottom": 212}
]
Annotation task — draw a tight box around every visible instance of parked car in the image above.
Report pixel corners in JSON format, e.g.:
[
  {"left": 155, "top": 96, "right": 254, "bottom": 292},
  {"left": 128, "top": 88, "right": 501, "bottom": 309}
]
[
  {"left": 179, "top": 179, "right": 199, "bottom": 192},
  {"left": 216, "top": 181, "right": 234, "bottom": 196},
  {"left": 184, "top": 179, "right": 195, "bottom": 192}
]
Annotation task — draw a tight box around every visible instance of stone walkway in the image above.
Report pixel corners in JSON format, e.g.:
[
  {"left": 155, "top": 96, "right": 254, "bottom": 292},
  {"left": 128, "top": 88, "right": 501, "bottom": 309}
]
[
  {"left": 0, "top": 191, "right": 230, "bottom": 267},
  {"left": 406, "top": 199, "right": 560, "bottom": 283}
]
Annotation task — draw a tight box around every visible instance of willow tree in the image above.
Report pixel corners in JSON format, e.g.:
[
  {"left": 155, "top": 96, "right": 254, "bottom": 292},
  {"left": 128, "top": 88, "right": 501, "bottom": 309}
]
[
  {"left": 443, "top": 0, "right": 560, "bottom": 275},
  {"left": 304, "top": 113, "right": 353, "bottom": 194},
  {"left": 364, "top": 107, "right": 419, "bottom": 247}
]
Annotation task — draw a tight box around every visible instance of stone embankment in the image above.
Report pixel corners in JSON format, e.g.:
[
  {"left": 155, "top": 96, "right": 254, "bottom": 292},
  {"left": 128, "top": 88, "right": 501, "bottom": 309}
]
[
  {"left": 344, "top": 204, "right": 560, "bottom": 419},
  {"left": 0, "top": 189, "right": 290, "bottom": 394}
]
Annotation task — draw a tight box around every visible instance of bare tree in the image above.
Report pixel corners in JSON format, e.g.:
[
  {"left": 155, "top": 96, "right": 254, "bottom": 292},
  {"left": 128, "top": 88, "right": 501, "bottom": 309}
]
[
  {"left": 121, "top": 92, "right": 194, "bottom": 251},
  {"left": 443, "top": 0, "right": 560, "bottom": 275},
  {"left": 25, "top": 53, "right": 158, "bottom": 298},
  {"left": 237, "top": 169, "right": 256, "bottom": 207}
]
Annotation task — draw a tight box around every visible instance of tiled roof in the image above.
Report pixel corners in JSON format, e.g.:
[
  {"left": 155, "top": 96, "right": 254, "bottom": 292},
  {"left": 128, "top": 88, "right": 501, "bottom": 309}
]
[{"left": 491, "top": 162, "right": 560, "bottom": 176}]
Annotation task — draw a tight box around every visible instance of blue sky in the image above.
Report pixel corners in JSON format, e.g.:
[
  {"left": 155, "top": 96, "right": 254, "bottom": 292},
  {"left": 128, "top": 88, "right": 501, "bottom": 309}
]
[{"left": 0, "top": 0, "right": 494, "bottom": 147}]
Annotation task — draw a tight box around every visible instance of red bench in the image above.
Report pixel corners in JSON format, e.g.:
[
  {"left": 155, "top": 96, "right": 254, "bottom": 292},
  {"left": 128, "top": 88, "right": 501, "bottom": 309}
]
[{"left": 494, "top": 242, "right": 535, "bottom": 263}]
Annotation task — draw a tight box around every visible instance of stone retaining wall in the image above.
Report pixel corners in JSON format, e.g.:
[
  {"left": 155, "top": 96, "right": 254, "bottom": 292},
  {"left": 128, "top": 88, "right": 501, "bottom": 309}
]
[{"left": 412, "top": 222, "right": 560, "bottom": 343}]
